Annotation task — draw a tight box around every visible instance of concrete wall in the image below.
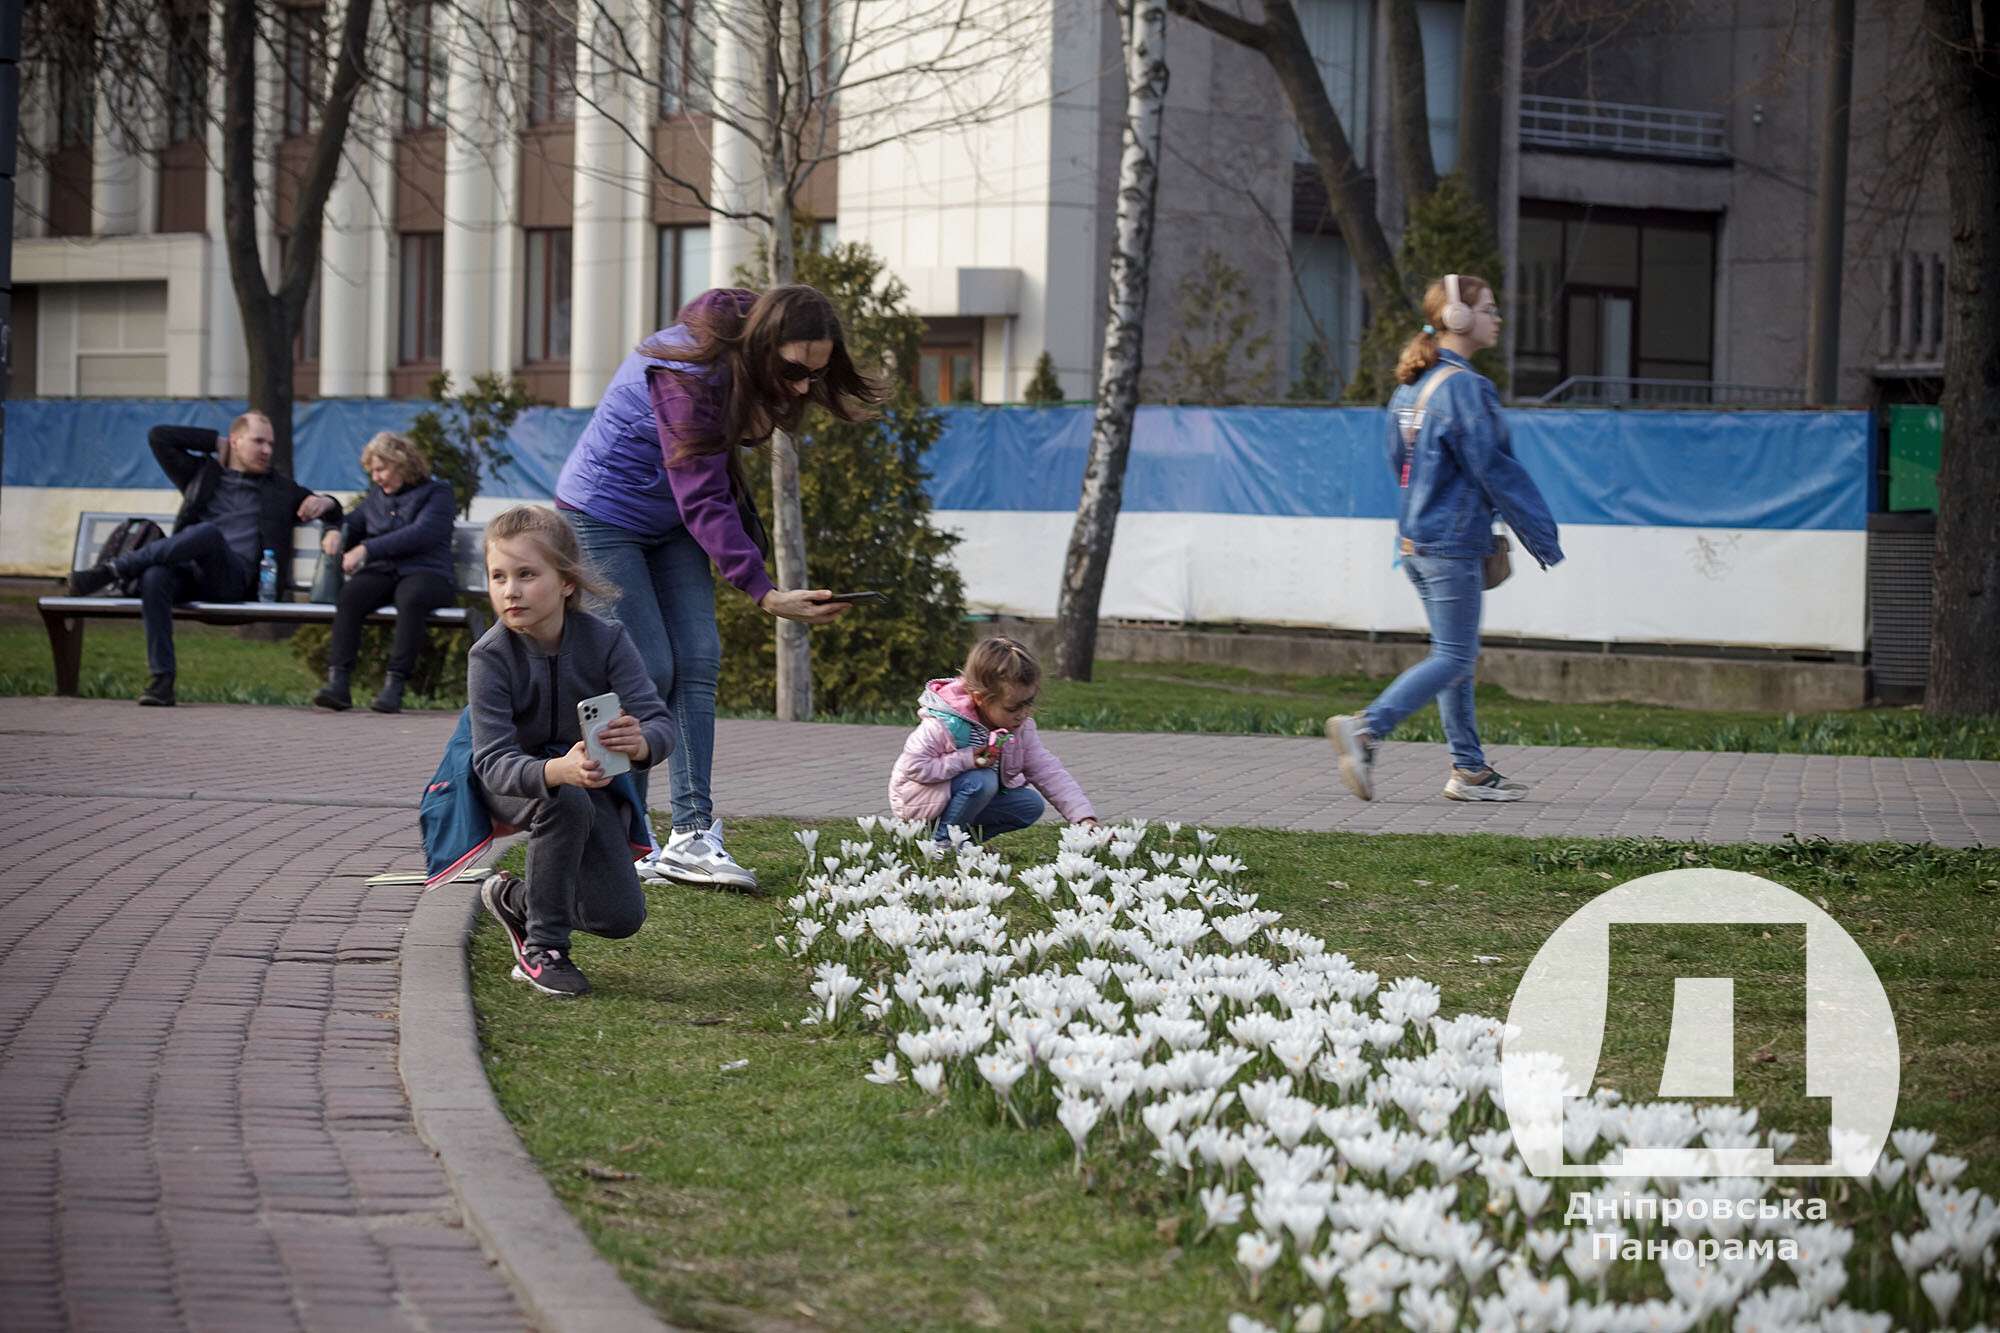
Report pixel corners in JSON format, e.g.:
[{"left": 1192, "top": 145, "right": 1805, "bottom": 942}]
[{"left": 988, "top": 617, "right": 1869, "bottom": 713}]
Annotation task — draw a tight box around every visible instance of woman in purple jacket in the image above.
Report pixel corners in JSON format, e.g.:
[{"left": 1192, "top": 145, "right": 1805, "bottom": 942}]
[{"left": 556, "top": 285, "right": 885, "bottom": 889}]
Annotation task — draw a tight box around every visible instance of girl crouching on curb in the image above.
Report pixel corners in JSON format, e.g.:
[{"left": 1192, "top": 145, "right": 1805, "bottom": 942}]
[
  {"left": 470, "top": 506, "right": 677, "bottom": 997},
  {"left": 888, "top": 637, "right": 1098, "bottom": 844}
]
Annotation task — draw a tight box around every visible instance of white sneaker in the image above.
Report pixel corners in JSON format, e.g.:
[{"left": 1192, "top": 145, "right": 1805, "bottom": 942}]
[
  {"left": 656, "top": 818, "right": 760, "bottom": 891},
  {"left": 1326, "top": 714, "right": 1377, "bottom": 801},
  {"left": 1443, "top": 768, "right": 1528, "bottom": 802}
]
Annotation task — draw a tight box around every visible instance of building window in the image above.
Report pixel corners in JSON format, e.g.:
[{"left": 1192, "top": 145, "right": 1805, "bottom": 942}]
[
  {"left": 282, "top": 5, "right": 324, "bottom": 138},
  {"left": 400, "top": 1, "right": 447, "bottom": 130},
  {"left": 524, "top": 228, "right": 573, "bottom": 362},
  {"left": 657, "top": 224, "right": 712, "bottom": 326},
  {"left": 525, "top": 0, "right": 577, "bottom": 125},
  {"left": 916, "top": 346, "right": 978, "bottom": 404},
  {"left": 399, "top": 232, "right": 444, "bottom": 364},
  {"left": 281, "top": 236, "right": 323, "bottom": 364},
  {"left": 166, "top": 12, "right": 209, "bottom": 144},
  {"left": 1515, "top": 205, "right": 1716, "bottom": 401},
  {"left": 659, "top": 0, "right": 714, "bottom": 115},
  {"left": 1288, "top": 231, "right": 1352, "bottom": 395}
]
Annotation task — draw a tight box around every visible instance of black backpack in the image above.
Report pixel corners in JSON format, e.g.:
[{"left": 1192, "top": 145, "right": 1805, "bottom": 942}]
[{"left": 92, "top": 518, "right": 167, "bottom": 595}]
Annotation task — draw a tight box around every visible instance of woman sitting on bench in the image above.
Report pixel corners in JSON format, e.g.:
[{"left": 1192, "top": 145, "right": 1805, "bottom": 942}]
[{"left": 314, "top": 432, "right": 458, "bottom": 714}]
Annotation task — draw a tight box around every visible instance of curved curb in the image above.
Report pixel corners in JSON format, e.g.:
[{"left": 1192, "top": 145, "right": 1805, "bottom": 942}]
[{"left": 399, "top": 885, "right": 675, "bottom": 1333}]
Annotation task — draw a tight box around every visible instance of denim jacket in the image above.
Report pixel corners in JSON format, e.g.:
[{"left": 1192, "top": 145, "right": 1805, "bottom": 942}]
[{"left": 1386, "top": 349, "right": 1564, "bottom": 567}]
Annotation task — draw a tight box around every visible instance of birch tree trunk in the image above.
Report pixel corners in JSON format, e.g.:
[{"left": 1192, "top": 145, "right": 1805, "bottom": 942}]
[
  {"left": 1053, "top": 0, "right": 1167, "bottom": 681},
  {"left": 762, "top": 0, "right": 812, "bottom": 720}
]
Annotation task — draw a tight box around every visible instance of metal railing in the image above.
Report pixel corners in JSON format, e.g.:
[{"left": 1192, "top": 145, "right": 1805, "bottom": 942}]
[
  {"left": 1534, "top": 377, "right": 1806, "bottom": 407},
  {"left": 1520, "top": 94, "right": 1728, "bottom": 162}
]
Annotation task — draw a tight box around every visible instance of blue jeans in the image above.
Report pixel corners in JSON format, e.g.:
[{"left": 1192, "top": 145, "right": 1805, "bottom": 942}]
[
  {"left": 569, "top": 511, "right": 721, "bottom": 832},
  {"left": 1363, "top": 553, "right": 1486, "bottom": 772},
  {"left": 115, "top": 521, "right": 254, "bottom": 676},
  {"left": 935, "top": 767, "right": 1046, "bottom": 843}
]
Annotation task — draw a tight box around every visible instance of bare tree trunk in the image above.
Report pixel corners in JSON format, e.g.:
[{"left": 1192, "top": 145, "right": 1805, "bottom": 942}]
[
  {"left": 1457, "top": 0, "right": 1505, "bottom": 231},
  {"left": 1385, "top": 0, "right": 1437, "bottom": 209},
  {"left": 218, "top": 0, "right": 372, "bottom": 474},
  {"left": 763, "top": 0, "right": 812, "bottom": 720},
  {"left": 1923, "top": 0, "right": 2000, "bottom": 716},
  {"left": 1805, "top": 0, "right": 1855, "bottom": 407},
  {"left": 1172, "top": 0, "right": 1410, "bottom": 324},
  {"left": 1053, "top": 0, "right": 1167, "bottom": 681}
]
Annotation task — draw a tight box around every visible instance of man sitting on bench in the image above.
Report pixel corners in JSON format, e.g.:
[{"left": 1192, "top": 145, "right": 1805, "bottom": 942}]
[{"left": 68, "top": 412, "right": 343, "bottom": 707}]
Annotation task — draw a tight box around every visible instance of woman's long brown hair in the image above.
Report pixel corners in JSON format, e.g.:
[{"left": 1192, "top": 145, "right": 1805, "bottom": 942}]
[{"left": 637, "top": 284, "right": 889, "bottom": 466}]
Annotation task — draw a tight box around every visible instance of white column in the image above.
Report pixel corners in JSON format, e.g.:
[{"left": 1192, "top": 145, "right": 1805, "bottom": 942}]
[
  {"left": 317, "top": 0, "right": 391, "bottom": 396},
  {"left": 201, "top": 0, "right": 248, "bottom": 395},
  {"left": 443, "top": 0, "right": 504, "bottom": 380},
  {"left": 92, "top": 87, "right": 142, "bottom": 235},
  {"left": 14, "top": 76, "right": 49, "bottom": 240},
  {"left": 567, "top": 0, "right": 635, "bottom": 405},
  {"left": 708, "top": 2, "right": 763, "bottom": 287}
]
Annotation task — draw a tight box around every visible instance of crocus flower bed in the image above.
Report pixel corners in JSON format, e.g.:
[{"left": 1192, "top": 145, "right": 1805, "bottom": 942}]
[{"left": 779, "top": 818, "right": 1998, "bottom": 1332}]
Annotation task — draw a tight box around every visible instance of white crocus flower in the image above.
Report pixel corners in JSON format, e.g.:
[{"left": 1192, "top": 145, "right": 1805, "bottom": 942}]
[
  {"left": 1234, "top": 1231, "right": 1281, "bottom": 1298},
  {"left": 1919, "top": 1267, "right": 1961, "bottom": 1322},
  {"left": 1056, "top": 1094, "right": 1102, "bottom": 1169},
  {"left": 1925, "top": 1153, "right": 1968, "bottom": 1187},
  {"left": 864, "top": 1054, "right": 902, "bottom": 1085},
  {"left": 1892, "top": 1127, "right": 1938, "bottom": 1166},
  {"left": 910, "top": 1061, "right": 946, "bottom": 1096}
]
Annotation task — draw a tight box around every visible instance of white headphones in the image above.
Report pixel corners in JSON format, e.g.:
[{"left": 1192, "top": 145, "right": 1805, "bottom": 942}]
[{"left": 1439, "top": 273, "right": 1474, "bottom": 335}]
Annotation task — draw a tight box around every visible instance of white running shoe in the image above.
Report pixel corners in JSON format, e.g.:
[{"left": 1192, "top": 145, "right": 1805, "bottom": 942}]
[
  {"left": 1443, "top": 768, "right": 1528, "bottom": 802},
  {"left": 1326, "top": 714, "right": 1377, "bottom": 801},
  {"left": 655, "top": 818, "right": 760, "bottom": 891}
]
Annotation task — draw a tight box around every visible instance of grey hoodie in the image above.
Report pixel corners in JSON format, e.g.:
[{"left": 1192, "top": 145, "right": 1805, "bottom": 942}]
[{"left": 466, "top": 608, "right": 677, "bottom": 800}]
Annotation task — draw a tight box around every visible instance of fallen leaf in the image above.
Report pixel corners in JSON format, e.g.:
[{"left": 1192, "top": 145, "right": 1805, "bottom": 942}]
[
  {"left": 1596, "top": 872, "right": 1614, "bottom": 880},
  {"left": 1750, "top": 1043, "right": 1777, "bottom": 1065},
  {"left": 793, "top": 1300, "right": 818, "bottom": 1320},
  {"left": 1413, "top": 879, "right": 1433, "bottom": 887},
  {"left": 1154, "top": 1215, "right": 1181, "bottom": 1243},
  {"left": 720, "top": 1059, "right": 750, "bottom": 1072},
  {"left": 1473, "top": 955, "right": 1502, "bottom": 965},
  {"left": 580, "top": 1162, "right": 636, "bottom": 1181},
  {"left": 1891, "top": 930, "right": 1917, "bottom": 946},
  {"left": 1326, "top": 880, "right": 1350, "bottom": 890}
]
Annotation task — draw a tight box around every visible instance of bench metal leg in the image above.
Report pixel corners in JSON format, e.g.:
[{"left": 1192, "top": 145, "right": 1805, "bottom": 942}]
[{"left": 40, "top": 608, "right": 86, "bottom": 696}]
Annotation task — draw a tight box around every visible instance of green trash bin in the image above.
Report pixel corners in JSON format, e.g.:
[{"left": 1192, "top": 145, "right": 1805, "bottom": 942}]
[{"left": 1887, "top": 404, "right": 1940, "bottom": 512}]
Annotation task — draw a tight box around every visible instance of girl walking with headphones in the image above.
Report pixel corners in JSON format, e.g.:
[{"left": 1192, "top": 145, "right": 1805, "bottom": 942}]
[{"left": 1326, "top": 274, "right": 1565, "bottom": 804}]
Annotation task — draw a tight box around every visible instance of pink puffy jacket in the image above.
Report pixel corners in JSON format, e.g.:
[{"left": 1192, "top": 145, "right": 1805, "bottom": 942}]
[{"left": 886, "top": 676, "right": 1096, "bottom": 824}]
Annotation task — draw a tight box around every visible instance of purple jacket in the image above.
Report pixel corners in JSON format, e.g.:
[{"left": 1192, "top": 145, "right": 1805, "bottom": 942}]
[{"left": 555, "top": 288, "right": 775, "bottom": 604}]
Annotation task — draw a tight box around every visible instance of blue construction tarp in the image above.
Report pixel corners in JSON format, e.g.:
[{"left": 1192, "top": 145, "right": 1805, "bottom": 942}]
[{"left": 3, "top": 398, "right": 1870, "bottom": 532}]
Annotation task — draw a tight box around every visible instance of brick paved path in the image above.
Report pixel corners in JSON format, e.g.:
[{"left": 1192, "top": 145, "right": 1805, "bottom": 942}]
[{"left": 1, "top": 698, "right": 1995, "bottom": 1330}]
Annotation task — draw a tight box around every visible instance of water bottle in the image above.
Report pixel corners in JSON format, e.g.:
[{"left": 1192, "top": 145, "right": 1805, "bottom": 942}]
[{"left": 258, "top": 549, "right": 279, "bottom": 603}]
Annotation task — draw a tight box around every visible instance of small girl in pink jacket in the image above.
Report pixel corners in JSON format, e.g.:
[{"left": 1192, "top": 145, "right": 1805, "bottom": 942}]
[{"left": 888, "top": 637, "right": 1098, "bottom": 843}]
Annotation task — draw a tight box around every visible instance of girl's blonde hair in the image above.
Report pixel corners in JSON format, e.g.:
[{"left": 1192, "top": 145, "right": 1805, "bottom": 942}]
[
  {"left": 483, "top": 505, "right": 615, "bottom": 609},
  {"left": 360, "top": 430, "right": 432, "bottom": 483},
  {"left": 962, "top": 636, "right": 1040, "bottom": 698},
  {"left": 1394, "top": 274, "right": 1494, "bottom": 385}
]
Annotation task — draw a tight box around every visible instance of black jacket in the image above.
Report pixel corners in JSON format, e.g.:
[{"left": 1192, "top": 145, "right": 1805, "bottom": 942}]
[
  {"left": 149, "top": 425, "right": 343, "bottom": 594},
  {"left": 340, "top": 476, "right": 457, "bottom": 582}
]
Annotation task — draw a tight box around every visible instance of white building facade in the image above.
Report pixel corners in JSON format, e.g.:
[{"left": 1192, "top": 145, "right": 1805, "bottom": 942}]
[{"left": 8, "top": 0, "right": 1949, "bottom": 412}]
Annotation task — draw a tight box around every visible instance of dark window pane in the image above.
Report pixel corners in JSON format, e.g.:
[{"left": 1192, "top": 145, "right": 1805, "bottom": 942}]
[
  {"left": 1639, "top": 227, "right": 1713, "bottom": 367},
  {"left": 1565, "top": 218, "right": 1638, "bottom": 288}
]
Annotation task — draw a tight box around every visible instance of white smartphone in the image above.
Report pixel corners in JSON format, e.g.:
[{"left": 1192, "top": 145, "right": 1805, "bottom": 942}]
[{"left": 576, "top": 692, "right": 633, "bottom": 777}]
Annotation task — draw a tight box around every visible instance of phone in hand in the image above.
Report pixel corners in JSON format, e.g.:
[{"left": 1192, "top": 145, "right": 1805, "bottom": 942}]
[
  {"left": 823, "top": 590, "right": 887, "bottom": 604},
  {"left": 576, "top": 692, "right": 632, "bottom": 777}
]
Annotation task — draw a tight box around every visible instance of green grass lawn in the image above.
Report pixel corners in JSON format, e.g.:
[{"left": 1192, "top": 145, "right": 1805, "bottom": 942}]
[
  {"left": 471, "top": 818, "right": 2000, "bottom": 1332},
  {"left": 5, "top": 615, "right": 1997, "bottom": 759}
]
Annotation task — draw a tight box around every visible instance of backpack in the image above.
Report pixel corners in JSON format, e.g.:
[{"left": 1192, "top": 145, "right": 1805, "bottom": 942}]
[{"left": 93, "top": 519, "right": 167, "bottom": 595}]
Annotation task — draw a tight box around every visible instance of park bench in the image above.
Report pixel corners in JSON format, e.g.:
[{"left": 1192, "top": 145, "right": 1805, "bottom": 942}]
[{"left": 37, "top": 510, "right": 491, "bottom": 696}]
